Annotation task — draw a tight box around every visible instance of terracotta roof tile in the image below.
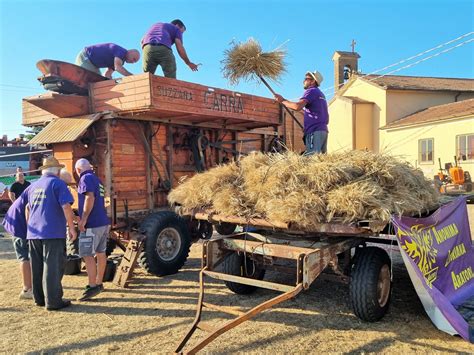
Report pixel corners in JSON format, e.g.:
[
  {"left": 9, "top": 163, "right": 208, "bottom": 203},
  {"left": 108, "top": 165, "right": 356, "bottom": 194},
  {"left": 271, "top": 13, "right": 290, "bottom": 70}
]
[
  {"left": 359, "top": 74, "right": 474, "bottom": 92},
  {"left": 382, "top": 99, "right": 474, "bottom": 129}
]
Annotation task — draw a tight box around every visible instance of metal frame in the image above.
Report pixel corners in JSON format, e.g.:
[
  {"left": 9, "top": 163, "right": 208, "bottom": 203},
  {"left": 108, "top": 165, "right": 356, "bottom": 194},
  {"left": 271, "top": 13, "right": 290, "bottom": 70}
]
[{"left": 175, "top": 230, "right": 364, "bottom": 353}]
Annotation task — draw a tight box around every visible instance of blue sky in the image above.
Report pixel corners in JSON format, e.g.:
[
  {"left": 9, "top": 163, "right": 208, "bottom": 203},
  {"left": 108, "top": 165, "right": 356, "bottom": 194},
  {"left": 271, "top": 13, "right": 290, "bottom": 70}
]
[{"left": 1, "top": 0, "right": 473, "bottom": 137}]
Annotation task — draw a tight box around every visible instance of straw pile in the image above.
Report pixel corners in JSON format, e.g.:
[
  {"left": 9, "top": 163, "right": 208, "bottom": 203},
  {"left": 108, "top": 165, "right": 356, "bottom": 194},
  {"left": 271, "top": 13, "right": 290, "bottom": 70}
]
[
  {"left": 168, "top": 151, "right": 440, "bottom": 228},
  {"left": 221, "top": 38, "right": 286, "bottom": 85}
]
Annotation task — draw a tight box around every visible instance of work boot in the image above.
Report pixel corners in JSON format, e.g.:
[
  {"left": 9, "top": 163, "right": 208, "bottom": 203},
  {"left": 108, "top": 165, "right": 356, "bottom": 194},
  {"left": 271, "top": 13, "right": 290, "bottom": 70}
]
[{"left": 78, "top": 285, "right": 102, "bottom": 301}]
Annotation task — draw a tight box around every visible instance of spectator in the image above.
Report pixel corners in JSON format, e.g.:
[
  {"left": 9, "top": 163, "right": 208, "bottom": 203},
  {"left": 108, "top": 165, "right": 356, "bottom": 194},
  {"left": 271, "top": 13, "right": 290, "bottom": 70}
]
[{"left": 9, "top": 173, "right": 31, "bottom": 202}]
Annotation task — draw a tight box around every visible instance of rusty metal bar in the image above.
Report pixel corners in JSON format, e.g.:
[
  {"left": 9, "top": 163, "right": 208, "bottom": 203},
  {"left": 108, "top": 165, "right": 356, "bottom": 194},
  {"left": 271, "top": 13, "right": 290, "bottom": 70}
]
[
  {"left": 184, "top": 284, "right": 304, "bottom": 354},
  {"left": 203, "top": 270, "right": 294, "bottom": 293}
]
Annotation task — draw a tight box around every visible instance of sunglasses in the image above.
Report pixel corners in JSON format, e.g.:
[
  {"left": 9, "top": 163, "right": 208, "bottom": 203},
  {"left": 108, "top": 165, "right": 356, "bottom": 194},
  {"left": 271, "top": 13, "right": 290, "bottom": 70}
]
[{"left": 304, "top": 77, "right": 314, "bottom": 81}]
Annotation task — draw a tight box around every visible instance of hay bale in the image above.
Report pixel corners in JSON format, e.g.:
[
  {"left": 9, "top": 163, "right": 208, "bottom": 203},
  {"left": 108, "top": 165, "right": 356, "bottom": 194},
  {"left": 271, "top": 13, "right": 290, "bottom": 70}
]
[
  {"left": 169, "top": 150, "right": 440, "bottom": 227},
  {"left": 221, "top": 38, "right": 287, "bottom": 85}
]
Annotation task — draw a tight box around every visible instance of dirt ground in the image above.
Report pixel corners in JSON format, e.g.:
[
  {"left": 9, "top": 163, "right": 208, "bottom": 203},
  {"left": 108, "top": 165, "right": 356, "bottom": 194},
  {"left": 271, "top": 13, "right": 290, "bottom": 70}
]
[{"left": 1, "top": 214, "right": 473, "bottom": 353}]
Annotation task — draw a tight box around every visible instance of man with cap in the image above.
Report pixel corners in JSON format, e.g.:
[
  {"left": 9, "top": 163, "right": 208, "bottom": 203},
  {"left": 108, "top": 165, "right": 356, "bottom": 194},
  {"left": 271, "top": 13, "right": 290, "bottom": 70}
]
[
  {"left": 74, "top": 158, "right": 110, "bottom": 300},
  {"left": 274, "top": 70, "right": 329, "bottom": 155},
  {"left": 141, "top": 19, "right": 199, "bottom": 78},
  {"left": 75, "top": 43, "right": 140, "bottom": 79},
  {"left": 25, "top": 156, "right": 76, "bottom": 310}
]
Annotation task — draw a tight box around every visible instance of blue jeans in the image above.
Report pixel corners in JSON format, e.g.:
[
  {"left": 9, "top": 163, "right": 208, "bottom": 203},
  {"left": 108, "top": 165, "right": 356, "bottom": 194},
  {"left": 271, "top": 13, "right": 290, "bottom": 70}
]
[{"left": 304, "top": 131, "right": 328, "bottom": 155}]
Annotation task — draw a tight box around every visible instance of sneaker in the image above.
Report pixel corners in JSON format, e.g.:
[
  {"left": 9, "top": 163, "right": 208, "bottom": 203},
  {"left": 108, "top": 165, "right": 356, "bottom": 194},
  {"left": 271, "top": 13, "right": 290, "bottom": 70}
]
[
  {"left": 78, "top": 285, "right": 102, "bottom": 301},
  {"left": 19, "top": 289, "right": 33, "bottom": 300},
  {"left": 46, "top": 299, "right": 72, "bottom": 311},
  {"left": 97, "top": 284, "right": 104, "bottom": 292}
]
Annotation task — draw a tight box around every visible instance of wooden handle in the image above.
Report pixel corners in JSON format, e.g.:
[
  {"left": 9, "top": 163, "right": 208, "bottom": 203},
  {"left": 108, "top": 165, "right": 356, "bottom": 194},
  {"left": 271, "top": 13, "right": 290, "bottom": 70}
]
[{"left": 258, "top": 75, "right": 304, "bottom": 130}]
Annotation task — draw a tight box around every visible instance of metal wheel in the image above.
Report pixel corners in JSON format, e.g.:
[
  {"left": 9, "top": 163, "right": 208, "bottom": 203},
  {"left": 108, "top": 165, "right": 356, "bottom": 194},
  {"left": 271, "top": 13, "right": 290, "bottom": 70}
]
[
  {"left": 156, "top": 227, "right": 182, "bottom": 261},
  {"left": 377, "top": 264, "right": 391, "bottom": 307}
]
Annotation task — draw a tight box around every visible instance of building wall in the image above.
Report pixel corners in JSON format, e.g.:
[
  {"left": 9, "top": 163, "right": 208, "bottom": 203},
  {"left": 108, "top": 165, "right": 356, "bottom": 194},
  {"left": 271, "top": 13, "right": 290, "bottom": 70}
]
[
  {"left": 380, "top": 91, "right": 474, "bottom": 151},
  {"left": 354, "top": 103, "right": 375, "bottom": 150},
  {"left": 327, "top": 97, "right": 354, "bottom": 151},
  {"left": 382, "top": 115, "right": 474, "bottom": 179}
]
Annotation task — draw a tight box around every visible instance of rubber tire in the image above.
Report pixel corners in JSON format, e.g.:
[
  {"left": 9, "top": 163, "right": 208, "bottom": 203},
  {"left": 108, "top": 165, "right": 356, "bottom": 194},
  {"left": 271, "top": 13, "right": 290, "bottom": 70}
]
[
  {"left": 350, "top": 247, "right": 392, "bottom": 322},
  {"left": 215, "top": 222, "right": 237, "bottom": 236},
  {"left": 223, "top": 252, "right": 265, "bottom": 294},
  {"left": 106, "top": 238, "right": 117, "bottom": 256},
  {"left": 66, "top": 238, "right": 79, "bottom": 256},
  {"left": 138, "top": 211, "right": 191, "bottom": 277}
]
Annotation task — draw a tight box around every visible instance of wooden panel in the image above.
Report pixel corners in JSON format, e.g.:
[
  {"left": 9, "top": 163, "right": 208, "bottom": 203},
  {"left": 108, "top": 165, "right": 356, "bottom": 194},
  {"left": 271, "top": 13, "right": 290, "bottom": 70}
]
[
  {"left": 22, "top": 99, "right": 58, "bottom": 126},
  {"left": 90, "top": 73, "right": 281, "bottom": 128},
  {"left": 23, "top": 93, "right": 89, "bottom": 118}
]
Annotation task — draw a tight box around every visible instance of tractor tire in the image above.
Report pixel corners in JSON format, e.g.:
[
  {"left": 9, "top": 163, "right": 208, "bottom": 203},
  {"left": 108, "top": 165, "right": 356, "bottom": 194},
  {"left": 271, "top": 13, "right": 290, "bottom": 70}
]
[
  {"left": 66, "top": 237, "right": 79, "bottom": 256},
  {"left": 215, "top": 222, "right": 237, "bottom": 236},
  {"left": 350, "top": 247, "right": 392, "bottom": 322},
  {"left": 223, "top": 252, "right": 265, "bottom": 295},
  {"left": 106, "top": 237, "right": 117, "bottom": 256},
  {"left": 138, "top": 211, "right": 191, "bottom": 277}
]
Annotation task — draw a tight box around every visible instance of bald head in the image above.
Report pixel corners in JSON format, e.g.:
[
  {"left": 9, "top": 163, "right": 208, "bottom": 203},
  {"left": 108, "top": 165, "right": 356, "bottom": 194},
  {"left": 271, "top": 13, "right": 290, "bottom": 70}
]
[{"left": 125, "top": 49, "right": 140, "bottom": 64}]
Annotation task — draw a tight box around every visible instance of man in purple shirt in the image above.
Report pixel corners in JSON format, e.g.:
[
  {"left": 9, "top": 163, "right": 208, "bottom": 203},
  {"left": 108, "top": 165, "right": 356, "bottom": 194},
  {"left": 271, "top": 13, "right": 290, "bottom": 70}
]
[
  {"left": 75, "top": 158, "right": 111, "bottom": 301},
  {"left": 2, "top": 192, "right": 32, "bottom": 300},
  {"left": 75, "top": 43, "right": 140, "bottom": 79},
  {"left": 141, "top": 19, "right": 199, "bottom": 78},
  {"left": 25, "top": 156, "right": 77, "bottom": 310},
  {"left": 274, "top": 70, "right": 329, "bottom": 155}
]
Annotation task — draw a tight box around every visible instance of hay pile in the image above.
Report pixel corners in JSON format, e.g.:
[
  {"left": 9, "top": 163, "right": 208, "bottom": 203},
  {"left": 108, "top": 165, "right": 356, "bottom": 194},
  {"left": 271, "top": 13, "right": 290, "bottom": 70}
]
[
  {"left": 168, "top": 151, "right": 440, "bottom": 228},
  {"left": 221, "top": 38, "right": 286, "bottom": 85}
]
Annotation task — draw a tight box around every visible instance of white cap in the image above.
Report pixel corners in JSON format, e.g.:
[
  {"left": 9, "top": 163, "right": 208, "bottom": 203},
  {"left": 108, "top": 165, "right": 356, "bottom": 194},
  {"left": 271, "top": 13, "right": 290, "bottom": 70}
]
[
  {"left": 306, "top": 70, "right": 324, "bottom": 85},
  {"left": 75, "top": 158, "right": 91, "bottom": 171}
]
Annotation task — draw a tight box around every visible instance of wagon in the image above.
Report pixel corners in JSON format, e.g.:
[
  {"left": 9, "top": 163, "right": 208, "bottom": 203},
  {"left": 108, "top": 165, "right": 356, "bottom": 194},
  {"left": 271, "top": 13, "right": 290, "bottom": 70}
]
[{"left": 173, "top": 209, "right": 396, "bottom": 353}]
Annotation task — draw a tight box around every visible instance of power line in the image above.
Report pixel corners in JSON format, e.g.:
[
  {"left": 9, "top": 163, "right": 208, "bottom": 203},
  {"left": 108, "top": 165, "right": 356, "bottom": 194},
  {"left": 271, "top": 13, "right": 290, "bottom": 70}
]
[{"left": 320, "top": 31, "right": 474, "bottom": 95}]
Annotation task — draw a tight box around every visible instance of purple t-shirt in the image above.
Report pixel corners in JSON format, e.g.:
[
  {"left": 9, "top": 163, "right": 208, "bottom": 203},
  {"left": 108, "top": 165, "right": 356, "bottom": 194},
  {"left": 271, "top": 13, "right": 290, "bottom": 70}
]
[
  {"left": 77, "top": 170, "right": 110, "bottom": 228},
  {"left": 141, "top": 22, "right": 183, "bottom": 49},
  {"left": 300, "top": 86, "right": 329, "bottom": 134},
  {"left": 2, "top": 191, "right": 28, "bottom": 239},
  {"left": 85, "top": 43, "right": 128, "bottom": 69},
  {"left": 26, "top": 174, "right": 74, "bottom": 240}
]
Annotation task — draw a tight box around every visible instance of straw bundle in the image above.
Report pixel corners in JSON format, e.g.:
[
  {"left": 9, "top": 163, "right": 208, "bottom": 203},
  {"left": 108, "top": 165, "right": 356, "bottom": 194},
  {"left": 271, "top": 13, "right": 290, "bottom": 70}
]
[
  {"left": 168, "top": 150, "right": 440, "bottom": 227},
  {"left": 222, "top": 38, "right": 286, "bottom": 85}
]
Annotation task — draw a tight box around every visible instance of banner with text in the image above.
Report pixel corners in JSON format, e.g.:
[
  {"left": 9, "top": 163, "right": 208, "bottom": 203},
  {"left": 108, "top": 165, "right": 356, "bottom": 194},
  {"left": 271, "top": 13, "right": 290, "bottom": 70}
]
[{"left": 392, "top": 197, "right": 473, "bottom": 343}]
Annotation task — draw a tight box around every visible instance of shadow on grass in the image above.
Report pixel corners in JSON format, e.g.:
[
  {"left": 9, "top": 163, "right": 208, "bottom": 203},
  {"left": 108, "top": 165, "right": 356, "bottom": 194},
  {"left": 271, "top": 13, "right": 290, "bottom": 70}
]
[{"left": 28, "top": 319, "right": 190, "bottom": 353}]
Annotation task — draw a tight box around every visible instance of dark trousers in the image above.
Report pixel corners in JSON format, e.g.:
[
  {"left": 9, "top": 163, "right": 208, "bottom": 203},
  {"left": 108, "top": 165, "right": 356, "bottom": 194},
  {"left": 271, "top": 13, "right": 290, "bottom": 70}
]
[{"left": 29, "top": 239, "right": 66, "bottom": 307}]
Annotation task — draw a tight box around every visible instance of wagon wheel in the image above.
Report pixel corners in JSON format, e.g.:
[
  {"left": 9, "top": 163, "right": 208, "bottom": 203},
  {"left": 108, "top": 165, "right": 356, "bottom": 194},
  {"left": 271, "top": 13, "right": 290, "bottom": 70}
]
[
  {"left": 350, "top": 247, "right": 392, "bottom": 322},
  {"left": 223, "top": 252, "right": 265, "bottom": 294},
  {"left": 138, "top": 211, "right": 191, "bottom": 276}
]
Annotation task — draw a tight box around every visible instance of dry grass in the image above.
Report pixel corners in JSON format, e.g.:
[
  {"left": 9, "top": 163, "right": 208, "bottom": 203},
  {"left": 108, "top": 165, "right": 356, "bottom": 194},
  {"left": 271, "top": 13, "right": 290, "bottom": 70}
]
[
  {"left": 221, "top": 38, "right": 287, "bottom": 85},
  {"left": 168, "top": 151, "right": 440, "bottom": 228},
  {"left": 1, "top": 233, "right": 472, "bottom": 353}
]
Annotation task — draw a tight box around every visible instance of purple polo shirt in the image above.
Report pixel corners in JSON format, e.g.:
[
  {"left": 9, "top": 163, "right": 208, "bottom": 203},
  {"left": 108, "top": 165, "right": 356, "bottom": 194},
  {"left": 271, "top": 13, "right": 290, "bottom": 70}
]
[
  {"left": 77, "top": 170, "right": 110, "bottom": 228},
  {"left": 85, "top": 43, "right": 128, "bottom": 69},
  {"left": 2, "top": 191, "right": 28, "bottom": 239},
  {"left": 26, "top": 174, "right": 74, "bottom": 240},
  {"left": 300, "top": 86, "right": 329, "bottom": 134},
  {"left": 141, "top": 22, "right": 183, "bottom": 49}
]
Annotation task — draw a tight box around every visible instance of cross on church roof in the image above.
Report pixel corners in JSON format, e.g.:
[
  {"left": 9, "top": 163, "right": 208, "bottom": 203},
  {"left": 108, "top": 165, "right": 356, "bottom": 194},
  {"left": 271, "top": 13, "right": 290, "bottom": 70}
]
[{"left": 351, "top": 39, "right": 357, "bottom": 53}]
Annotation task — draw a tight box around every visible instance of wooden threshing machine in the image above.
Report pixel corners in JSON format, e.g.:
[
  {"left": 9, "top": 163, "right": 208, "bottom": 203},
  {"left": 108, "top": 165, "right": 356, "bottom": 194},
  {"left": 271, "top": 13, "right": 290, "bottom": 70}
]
[{"left": 23, "top": 60, "right": 304, "bottom": 282}]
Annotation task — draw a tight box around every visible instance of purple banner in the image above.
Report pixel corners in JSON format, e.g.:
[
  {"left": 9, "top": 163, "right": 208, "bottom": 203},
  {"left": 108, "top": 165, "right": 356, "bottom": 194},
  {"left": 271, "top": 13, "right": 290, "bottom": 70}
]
[{"left": 392, "top": 197, "right": 474, "bottom": 342}]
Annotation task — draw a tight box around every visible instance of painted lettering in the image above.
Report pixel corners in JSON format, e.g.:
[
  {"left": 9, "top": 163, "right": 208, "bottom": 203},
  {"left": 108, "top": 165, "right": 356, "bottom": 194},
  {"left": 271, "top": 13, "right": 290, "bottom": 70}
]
[
  {"left": 203, "top": 92, "right": 244, "bottom": 113},
  {"left": 451, "top": 266, "right": 474, "bottom": 290},
  {"left": 432, "top": 223, "right": 459, "bottom": 244},
  {"left": 156, "top": 85, "right": 193, "bottom": 101},
  {"left": 445, "top": 243, "right": 467, "bottom": 267}
]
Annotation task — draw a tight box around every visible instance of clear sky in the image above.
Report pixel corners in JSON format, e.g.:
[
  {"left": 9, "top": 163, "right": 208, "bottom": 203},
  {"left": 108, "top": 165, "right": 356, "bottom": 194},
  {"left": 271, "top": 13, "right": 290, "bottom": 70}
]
[{"left": 0, "top": 0, "right": 473, "bottom": 137}]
